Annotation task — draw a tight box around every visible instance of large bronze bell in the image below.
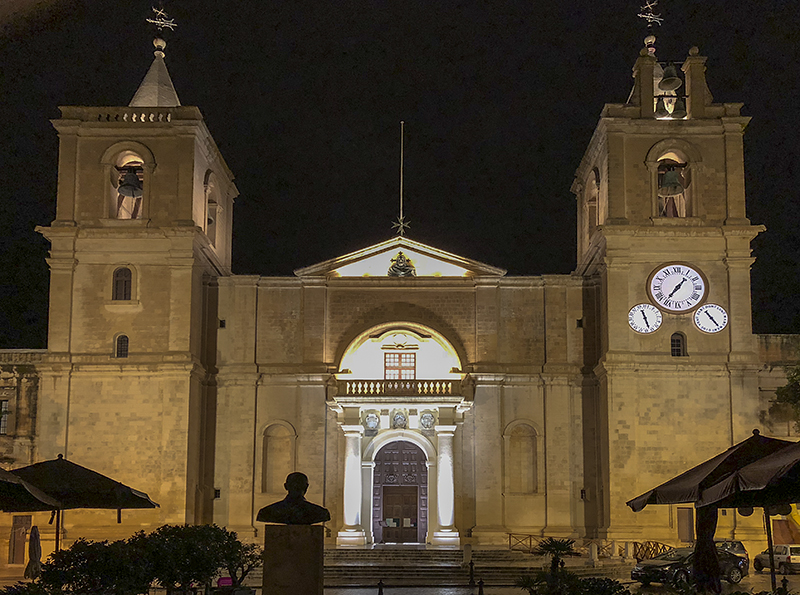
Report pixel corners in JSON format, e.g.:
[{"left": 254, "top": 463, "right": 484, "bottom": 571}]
[
  {"left": 117, "top": 169, "right": 143, "bottom": 198},
  {"left": 671, "top": 97, "right": 687, "bottom": 119},
  {"left": 658, "top": 64, "right": 682, "bottom": 91},
  {"left": 658, "top": 169, "right": 684, "bottom": 196},
  {"left": 654, "top": 97, "right": 670, "bottom": 118}
]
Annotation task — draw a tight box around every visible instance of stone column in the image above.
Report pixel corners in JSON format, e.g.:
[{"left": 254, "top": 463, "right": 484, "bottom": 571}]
[
  {"left": 337, "top": 425, "right": 366, "bottom": 546},
  {"left": 432, "top": 425, "right": 459, "bottom": 546}
]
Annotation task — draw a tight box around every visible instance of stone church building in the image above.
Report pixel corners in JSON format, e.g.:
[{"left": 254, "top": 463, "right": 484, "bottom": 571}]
[{"left": 0, "top": 37, "right": 798, "bottom": 561}]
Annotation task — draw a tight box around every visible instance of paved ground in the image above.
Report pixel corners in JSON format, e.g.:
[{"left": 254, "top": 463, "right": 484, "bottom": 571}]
[
  {"left": 2, "top": 564, "right": 797, "bottom": 593},
  {"left": 322, "top": 571, "right": 796, "bottom": 593}
]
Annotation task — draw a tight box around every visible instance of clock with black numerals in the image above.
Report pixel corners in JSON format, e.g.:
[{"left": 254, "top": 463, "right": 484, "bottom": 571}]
[
  {"left": 693, "top": 303, "right": 728, "bottom": 333},
  {"left": 647, "top": 263, "right": 707, "bottom": 313}
]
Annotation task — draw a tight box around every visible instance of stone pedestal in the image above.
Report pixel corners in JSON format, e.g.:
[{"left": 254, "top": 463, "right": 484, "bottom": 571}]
[{"left": 262, "top": 525, "right": 324, "bottom": 595}]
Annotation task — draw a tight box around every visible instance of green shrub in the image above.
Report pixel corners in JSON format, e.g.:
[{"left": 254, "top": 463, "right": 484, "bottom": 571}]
[
  {"left": 38, "top": 538, "right": 152, "bottom": 595},
  {"left": 516, "top": 571, "right": 631, "bottom": 595},
  {"left": 10, "top": 523, "right": 261, "bottom": 595},
  {"left": 0, "top": 582, "right": 52, "bottom": 595}
]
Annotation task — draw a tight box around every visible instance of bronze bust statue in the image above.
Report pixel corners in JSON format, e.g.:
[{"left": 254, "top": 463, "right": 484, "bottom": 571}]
[{"left": 257, "top": 472, "right": 331, "bottom": 525}]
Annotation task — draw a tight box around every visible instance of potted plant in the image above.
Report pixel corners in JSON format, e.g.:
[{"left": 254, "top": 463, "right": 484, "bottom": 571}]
[{"left": 217, "top": 531, "right": 262, "bottom": 595}]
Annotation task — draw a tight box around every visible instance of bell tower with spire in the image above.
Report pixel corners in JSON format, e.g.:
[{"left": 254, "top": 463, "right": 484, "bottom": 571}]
[
  {"left": 573, "top": 34, "right": 765, "bottom": 544},
  {"left": 37, "top": 15, "right": 237, "bottom": 530}
]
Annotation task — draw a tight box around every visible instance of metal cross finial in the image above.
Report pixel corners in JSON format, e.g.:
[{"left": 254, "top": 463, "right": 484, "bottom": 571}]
[
  {"left": 637, "top": 0, "right": 664, "bottom": 27},
  {"left": 392, "top": 121, "right": 410, "bottom": 236},
  {"left": 146, "top": 6, "right": 178, "bottom": 32}
]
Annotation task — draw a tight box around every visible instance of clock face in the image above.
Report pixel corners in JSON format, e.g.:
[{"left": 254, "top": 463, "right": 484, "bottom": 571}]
[
  {"left": 693, "top": 303, "right": 728, "bottom": 333},
  {"left": 628, "top": 303, "right": 663, "bottom": 334},
  {"left": 648, "top": 263, "right": 707, "bottom": 313}
]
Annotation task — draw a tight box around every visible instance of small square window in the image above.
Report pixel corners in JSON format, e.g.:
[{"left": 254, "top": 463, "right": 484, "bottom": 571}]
[{"left": 384, "top": 352, "right": 415, "bottom": 380}]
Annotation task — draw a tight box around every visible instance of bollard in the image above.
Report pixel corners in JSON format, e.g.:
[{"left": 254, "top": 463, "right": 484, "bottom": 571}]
[
  {"left": 377, "top": 579, "right": 384, "bottom": 594},
  {"left": 469, "top": 559, "right": 475, "bottom": 587},
  {"left": 478, "top": 578, "right": 485, "bottom": 595}
]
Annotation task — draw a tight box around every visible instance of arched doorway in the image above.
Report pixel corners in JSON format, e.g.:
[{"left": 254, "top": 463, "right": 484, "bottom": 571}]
[{"left": 373, "top": 440, "right": 427, "bottom": 543}]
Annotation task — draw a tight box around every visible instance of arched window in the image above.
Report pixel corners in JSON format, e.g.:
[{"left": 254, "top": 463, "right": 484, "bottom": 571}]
[
  {"left": 262, "top": 423, "right": 295, "bottom": 493},
  {"left": 112, "top": 268, "right": 132, "bottom": 301},
  {"left": 115, "top": 335, "right": 129, "bottom": 358},
  {"left": 671, "top": 332, "right": 687, "bottom": 357},
  {"left": 504, "top": 422, "right": 538, "bottom": 494}
]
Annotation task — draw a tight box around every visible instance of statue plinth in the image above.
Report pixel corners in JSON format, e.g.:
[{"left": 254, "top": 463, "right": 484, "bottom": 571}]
[{"left": 262, "top": 524, "right": 324, "bottom": 595}]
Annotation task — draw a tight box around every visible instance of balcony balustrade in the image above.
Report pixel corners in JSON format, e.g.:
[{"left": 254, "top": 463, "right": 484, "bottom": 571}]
[{"left": 337, "top": 379, "right": 460, "bottom": 397}]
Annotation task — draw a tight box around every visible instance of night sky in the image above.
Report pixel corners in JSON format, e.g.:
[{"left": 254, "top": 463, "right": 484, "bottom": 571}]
[{"left": 0, "top": 0, "right": 798, "bottom": 349}]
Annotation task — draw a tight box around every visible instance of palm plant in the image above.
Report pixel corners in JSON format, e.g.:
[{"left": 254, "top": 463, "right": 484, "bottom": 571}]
[{"left": 532, "top": 538, "right": 577, "bottom": 576}]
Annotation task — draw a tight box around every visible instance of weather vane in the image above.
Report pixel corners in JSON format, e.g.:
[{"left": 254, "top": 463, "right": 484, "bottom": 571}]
[
  {"left": 146, "top": 6, "right": 178, "bottom": 32},
  {"left": 392, "top": 121, "right": 410, "bottom": 236},
  {"left": 637, "top": 0, "right": 664, "bottom": 27}
]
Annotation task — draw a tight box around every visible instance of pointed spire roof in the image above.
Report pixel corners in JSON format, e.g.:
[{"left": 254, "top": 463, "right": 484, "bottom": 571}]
[{"left": 129, "top": 38, "right": 181, "bottom": 108}]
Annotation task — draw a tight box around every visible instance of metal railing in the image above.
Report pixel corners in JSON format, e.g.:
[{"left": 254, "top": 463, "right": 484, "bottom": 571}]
[{"left": 508, "top": 533, "right": 672, "bottom": 561}]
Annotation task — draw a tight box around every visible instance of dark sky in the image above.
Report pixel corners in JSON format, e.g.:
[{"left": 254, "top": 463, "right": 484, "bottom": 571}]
[{"left": 0, "top": 0, "right": 798, "bottom": 348}]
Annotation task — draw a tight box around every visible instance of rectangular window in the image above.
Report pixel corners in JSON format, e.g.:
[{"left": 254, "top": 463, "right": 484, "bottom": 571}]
[
  {"left": 384, "top": 352, "right": 416, "bottom": 380},
  {"left": 0, "top": 400, "right": 9, "bottom": 435}
]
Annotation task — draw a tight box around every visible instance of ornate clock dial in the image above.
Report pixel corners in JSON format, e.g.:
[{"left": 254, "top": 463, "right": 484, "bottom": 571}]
[
  {"left": 693, "top": 303, "right": 728, "bottom": 333},
  {"left": 648, "top": 263, "right": 707, "bottom": 313},
  {"left": 628, "top": 303, "right": 663, "bottom": 334}
]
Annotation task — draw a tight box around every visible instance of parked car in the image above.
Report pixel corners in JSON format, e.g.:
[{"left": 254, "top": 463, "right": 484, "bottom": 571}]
[
  {"left": 753, "top": 544, "right": 800, "bottom": 574},
  {"left": 631, "top": 546, "right": 749, "bottom": 587},
  {"left": 715, "top": 539, "right": 749, "bottom": 562}
]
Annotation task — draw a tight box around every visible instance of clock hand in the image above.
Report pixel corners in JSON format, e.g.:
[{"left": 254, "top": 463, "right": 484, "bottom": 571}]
[
  {"left": 641, "top": 311, "right": 650, "bottom": 328},
  {"left": 705, "top": 311, "right": 718, "bottom": 325},
  {"left": 667, "top": 278, "right": 686, "bottom": 299}
]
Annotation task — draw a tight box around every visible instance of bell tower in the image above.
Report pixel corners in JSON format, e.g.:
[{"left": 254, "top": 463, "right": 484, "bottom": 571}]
[
  {"left": 573, "top": 39, "right": 764, "bottom": 543},
  {"left": 37, "top": 31, "right": 237, "bottom": 530}
]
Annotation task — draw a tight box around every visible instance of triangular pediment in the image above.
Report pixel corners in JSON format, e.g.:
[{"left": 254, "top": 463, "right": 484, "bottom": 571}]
[{"left": 294, "top": 237, "right": 507, "bottom": 278}]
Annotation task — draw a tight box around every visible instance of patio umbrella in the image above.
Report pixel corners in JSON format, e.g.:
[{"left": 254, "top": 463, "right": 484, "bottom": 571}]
[
  {"left": 626, "top": 430, "right": 795, "bottom": 594},
  {"left": 627, "top": 430, "right": 793, "bottom": 512},
  {"left": 697, "top": 440, "right": 800, "bottom": 509},
  {"left": 23, "top": 526, "right": 42, "bottom": 580},
  {"left": 12, "top": 454, "right": 159, "bottom": 550},
  {"left": 696, "top": 440, "right": 800, "bottom": 593},
  {"left": 12, "top": 454, "right": 158, "bottom": 511},
  {"left": 0, "top": 468, "right": 60, "bottom": 512}
]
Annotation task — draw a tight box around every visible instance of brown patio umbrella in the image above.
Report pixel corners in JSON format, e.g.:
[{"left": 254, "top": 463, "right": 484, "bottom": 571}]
[
  {"left": 0, "top": 467, "right": 60, "bottom": 512},
  {"left": 696, "top": 440, "right": 800, "bottom": 593},
  {"left": 627, "top": 430, "right": 793, "bottom": 512},
  {"left": 12, "top": 455, "right": 158, "bottom": 511},
  {"left": 626, "top": 430, "right": 795, "bottom": 593},
  {"left": 697, "top": 440, "right": 800, "bottom": 509},
  {"left": 12, "top": 454, "right": 158, "bottom": 550}
]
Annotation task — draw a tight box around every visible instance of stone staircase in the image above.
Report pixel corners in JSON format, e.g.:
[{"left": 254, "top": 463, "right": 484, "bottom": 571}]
[{"left": 248, "top": 548, "right": 632, "bottom": 587}]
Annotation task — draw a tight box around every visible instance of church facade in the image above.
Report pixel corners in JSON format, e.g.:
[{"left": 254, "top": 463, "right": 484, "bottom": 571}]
[{"left": 0, "top": 39, "right": 798, "bottom": 560}]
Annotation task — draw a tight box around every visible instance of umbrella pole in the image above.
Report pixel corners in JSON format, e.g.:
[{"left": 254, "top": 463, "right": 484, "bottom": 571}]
[
  {"left": 765, "top": 508, "right": 776, "bottom": 593},
  {"left": 55, "top": 509, "right": 61, "bottom": 552}
]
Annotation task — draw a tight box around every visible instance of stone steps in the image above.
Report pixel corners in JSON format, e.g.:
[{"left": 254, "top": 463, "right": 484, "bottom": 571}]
[{"left": 250, "top": 548, "right": 630, "bottom": 587}]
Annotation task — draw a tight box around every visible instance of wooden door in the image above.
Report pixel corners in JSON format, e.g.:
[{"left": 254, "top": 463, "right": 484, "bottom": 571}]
[
  {"left": 677, "top": 507, "right": 694, "bottom": 543},
  {"left": 382, "top": 486, "right": 418, "bottom": 543},
  {"left": 373, "top": 440, "right": 427, "bottom": 543},
  {"left": 9, "top": 515, "right": 31, "bottom": 564}
]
